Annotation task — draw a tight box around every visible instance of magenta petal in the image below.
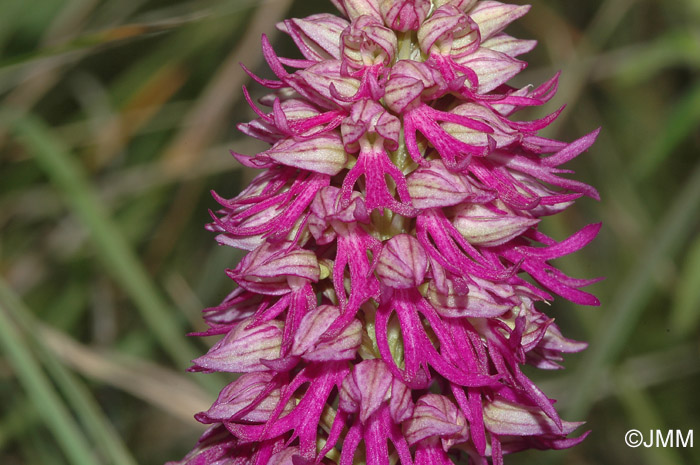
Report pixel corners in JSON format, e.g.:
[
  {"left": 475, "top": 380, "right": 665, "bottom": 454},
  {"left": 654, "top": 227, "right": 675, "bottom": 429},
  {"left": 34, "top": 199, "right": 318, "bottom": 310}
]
[
  {"left": 482, "top": 33, "right": 537, "bottom": 58},
  {"left": 340, "top": 359, "right": 394, "bottom": 423},
  {"left": 451, "top": 203, "right": 539, "bottom": 246},
  {"left": 229, "top": 243, "right": 320, "bottom": 295},
  {"left": 192, "top": 318, "right": 283, "bottom": 373},
  {"left": 278, "top": 14, "right": 348, "bottom": 61},
  {"left": 291, "top": 304, "right": 361, "bottom": 361},
  {"left": 196, "top": 372, "right": 287, "bottom": 423},
  {"left": 404, "top": 394, "right": 469, "bottom": 448},
  {"left": 469, "top": 1, "right": 531, "bottom": 41},
  {"left": 333, "top": 0, "right": 383, "bottom": 21},
  {"left": 379, "top": 0, "right": 431, "bottom": 32},
  {"left": 261, "top": 134, "right": 347, "bottom": 175},
  {"left": 541, "top": 128, "right": 601, "bottom": 167},
  {"left": 376, "top": 234, "right": 428, "bottom": 289},
  {"left": 413, "top": 438, "right": 456, "bottom": 465},
  {"left": 407, "top": 159, "right": 496, "bottom": 209},
  {"left": 483, "top": 396, "right": 584, "bottom": 436},
  {"left": 341, "top": 143, "right": 416, "bottom": 216}
]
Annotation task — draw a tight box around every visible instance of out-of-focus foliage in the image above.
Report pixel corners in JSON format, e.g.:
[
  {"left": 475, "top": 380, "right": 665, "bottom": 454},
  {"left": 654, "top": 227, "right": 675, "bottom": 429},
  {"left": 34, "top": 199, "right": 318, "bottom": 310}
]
[{"left": 0, "top": 0, "right": 698, "bottom": 464}]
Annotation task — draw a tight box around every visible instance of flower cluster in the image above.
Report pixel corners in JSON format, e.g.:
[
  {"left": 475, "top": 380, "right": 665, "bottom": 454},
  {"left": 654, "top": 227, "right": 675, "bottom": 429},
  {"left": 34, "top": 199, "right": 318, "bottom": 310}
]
[{"left": 172, "top": 1, "right": 600, "bottom": 464}]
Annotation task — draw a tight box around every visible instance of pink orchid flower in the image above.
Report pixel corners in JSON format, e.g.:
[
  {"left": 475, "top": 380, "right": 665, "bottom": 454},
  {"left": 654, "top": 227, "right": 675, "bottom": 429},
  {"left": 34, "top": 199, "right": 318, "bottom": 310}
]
[{"left": 170, "top": 1, "right": 600, "bottom": 464}]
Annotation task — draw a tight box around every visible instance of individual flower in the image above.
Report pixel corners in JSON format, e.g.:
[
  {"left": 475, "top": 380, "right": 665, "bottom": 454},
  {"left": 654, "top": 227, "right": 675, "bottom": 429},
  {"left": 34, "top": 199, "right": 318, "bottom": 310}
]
[{"left": 171, "top": 1, "right": 601, "bottom": 464}]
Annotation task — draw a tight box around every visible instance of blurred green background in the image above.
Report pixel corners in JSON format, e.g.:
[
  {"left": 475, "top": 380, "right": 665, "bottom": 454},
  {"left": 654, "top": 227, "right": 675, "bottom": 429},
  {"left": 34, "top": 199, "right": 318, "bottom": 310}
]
[{"left": 0, "top": 0, "right": 698, "bottom": 464}]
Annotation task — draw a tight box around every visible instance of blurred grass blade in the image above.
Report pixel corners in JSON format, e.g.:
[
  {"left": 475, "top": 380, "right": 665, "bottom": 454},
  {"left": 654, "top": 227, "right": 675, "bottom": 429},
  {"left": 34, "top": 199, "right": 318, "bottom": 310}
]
[
  {"left": 0, "top": 398, "right": 38, "bottom": 450},
  {"left": 38, "top": 324, "right": 212, "bottom": 423},
  {"left": 566, "top": 161, "right": 700, "bottom": 419},
  {"left": 0, "top": 8, "right": 214, "bottom": 70},
  {"left": 634, "top": 80, "right": 700, "bottom": 179},
  {"left": 0, "top": 278, "right": 138, "bottom": 465},
  {"left": 615, "top": 373, "right": 686, "bottom": 465},
  {"left": 161, "top": 0, "right": 294, "bottom": 176},
  {"left": 0, "top": 283, "right": 97, "bottom": 465},
  {"left": 670, "top": 234, "right": 700, "bottom": 335},
  {"left": 614, "top": 31, "right": 700, "bottom": 86},
  {"left": 4, "top": 110, "right": 201, "bottom": 372}
]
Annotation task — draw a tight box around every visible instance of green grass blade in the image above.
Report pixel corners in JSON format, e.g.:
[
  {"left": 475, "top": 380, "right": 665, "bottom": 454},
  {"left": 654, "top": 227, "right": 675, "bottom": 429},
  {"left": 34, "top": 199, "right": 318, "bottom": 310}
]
[
  {"left": 670, "top": 234, "right": 700, "bottom": 335},
  {"left": 566, "top": 161, "right": 700, "bottom": 419},
  {"left": 0, "top": 283, "right": 97, "bottom": 465},
  {"left": 3, "top": 110, "right": 201, "bottom": 372},
  {"left": 634, "top": 80, "right": 700, "bottom": 179},
  {"left": 615, "top": 374, "right": 687, "bottom": 465},
  {"left": 0, "top": 279, "right": 138, "bottom": 465},
  {"left": 0, "top": 397, "right": 38, "bottom": 450}
]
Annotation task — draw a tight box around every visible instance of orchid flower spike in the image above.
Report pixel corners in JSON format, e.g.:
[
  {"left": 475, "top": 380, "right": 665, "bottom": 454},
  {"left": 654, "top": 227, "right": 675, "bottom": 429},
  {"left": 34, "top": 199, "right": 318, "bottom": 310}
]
[{"left": 171, "top": 1, "right": 601, "bottom": 464}]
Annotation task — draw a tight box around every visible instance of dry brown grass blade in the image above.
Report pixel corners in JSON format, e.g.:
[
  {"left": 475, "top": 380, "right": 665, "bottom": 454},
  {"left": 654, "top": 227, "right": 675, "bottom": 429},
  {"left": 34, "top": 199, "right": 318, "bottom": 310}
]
[
  {"left": 145, "top": 0, "right": 295, "bottom": 268},
  {"left": 38, "top": 324, "right": 212, "bottom": 424},
  {"left": 162, "top": 0, "right": 295, "bottom": 176},
  {"left": 0, "top": 0, "right": 100, "bottom": 145},
  {"left": 92, "top": 63, "right": 190, "bottom": 168}
]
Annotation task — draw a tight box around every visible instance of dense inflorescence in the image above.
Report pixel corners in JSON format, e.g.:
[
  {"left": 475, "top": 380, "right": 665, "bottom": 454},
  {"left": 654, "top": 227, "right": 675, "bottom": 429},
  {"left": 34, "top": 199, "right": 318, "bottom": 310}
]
[{"left": 171, "top": 1, "right": 601, "bottom": 464}]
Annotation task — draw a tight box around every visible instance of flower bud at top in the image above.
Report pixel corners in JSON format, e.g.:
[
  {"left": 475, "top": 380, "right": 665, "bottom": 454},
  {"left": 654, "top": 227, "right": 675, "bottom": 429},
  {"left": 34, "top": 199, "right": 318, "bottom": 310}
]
[
  {"left": 332, "top": 0, "right": 382, "bottom": 21},
  {"left": 341, "top": 15, "right": 397, "bottom": 69},
  {"left": 379, "top": 0, "right": 431, "bottom": 32},
  {"left": 417, "top": 5, "right": 479, "bottom": 58},
  {"left": 432, "top": 0, "right": 477, "bottom": 12}
]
